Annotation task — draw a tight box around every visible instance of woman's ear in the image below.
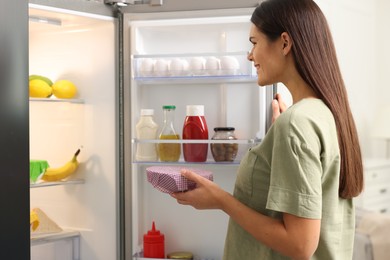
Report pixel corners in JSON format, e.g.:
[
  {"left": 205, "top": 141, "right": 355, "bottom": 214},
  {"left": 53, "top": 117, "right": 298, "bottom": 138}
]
[{"left": 281, "top": 32, "right": 292, "bottom": 56}]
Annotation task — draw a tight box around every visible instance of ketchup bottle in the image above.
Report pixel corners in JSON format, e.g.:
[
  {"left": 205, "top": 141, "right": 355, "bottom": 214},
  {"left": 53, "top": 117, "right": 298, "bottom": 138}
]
[
  {"left": 182, "top": 105, "right": 209, "bottom": 162},
  {"left": 143, "top": 221, "right": 165, "bottom": 258}
]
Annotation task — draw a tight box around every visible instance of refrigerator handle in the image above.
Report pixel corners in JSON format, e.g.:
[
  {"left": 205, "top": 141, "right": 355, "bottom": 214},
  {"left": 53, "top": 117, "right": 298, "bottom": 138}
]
[
  {"left": 265, "top": 83, "right": 277, "bottom": 133},
  {"left": 256, "top": 83, "right": 277, "bottom": 141}
]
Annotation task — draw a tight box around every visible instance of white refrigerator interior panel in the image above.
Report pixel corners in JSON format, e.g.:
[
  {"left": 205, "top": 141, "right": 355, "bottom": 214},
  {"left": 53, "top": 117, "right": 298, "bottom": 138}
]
[
  {"left": 127, "top": 10, "right": 264, "bottom": 259},
  {"left": 29, "top": 5, "right": 117, "bottom": 260},
  {"left": 133, "top": 165, "right": 238, "bottom": 259},
  {"left": 130, "top": 15, "right": 252, "bottom": 54}
]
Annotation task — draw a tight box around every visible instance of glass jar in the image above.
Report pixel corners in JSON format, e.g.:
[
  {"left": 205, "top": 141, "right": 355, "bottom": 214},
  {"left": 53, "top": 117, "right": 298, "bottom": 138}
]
[
  {"left": 167, "top": 251, "right": 193, "bottom": 259},
  {"left": 211, "top": 127, "right": 238, "bottom": 162}
]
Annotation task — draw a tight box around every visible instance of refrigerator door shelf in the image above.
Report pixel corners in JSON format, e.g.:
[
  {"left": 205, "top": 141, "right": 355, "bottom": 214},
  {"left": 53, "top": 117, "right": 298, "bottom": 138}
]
[
  {"left": 133, "top": 52, "right": 255, "bottom": 79},
  {"left": 132, "top": 138, "right": 260, "bottom": 165},
  {"left": 30, "top": 179, "right": 85, "bottom": 188},
  {"left": 29, "top": 97, "right": 85, "bottom": 104},
  {"left": 134, "top": 74, "right": 257, "bottom": 85},
  {"left": 31, "top": 230, "right": 80, "bottom": 260},
  {"left": 31, "top": 229, "right": 80, "bottom": 245}
]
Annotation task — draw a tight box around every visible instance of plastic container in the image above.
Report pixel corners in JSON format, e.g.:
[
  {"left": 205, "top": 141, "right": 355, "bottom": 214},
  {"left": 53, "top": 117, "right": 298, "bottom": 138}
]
[
  {"left": 211, "top": 127, "right": 238, "bottom": 162},
  {"left": 158, "top": 105, "right": 181, "bottom": 162},
  {"left": 135, "top": 109, "right": 159, "bottom": 161},
  {"left": 143, "top": 222, "right": 165, "bottom": 258},
  {"left": 182, "top": 105, "right": 209, "bottom": 162}
]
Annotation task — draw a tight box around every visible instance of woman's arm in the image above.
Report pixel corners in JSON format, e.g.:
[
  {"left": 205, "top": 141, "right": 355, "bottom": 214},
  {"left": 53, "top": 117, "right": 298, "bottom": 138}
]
[{"left": 171, "top": 170, "right": 320, "bottom": 260}]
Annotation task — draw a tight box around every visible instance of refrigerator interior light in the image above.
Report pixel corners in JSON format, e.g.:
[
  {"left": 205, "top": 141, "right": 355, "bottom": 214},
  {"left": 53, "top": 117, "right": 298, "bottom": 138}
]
[{"left": 29, "top": 15, "right": 62, "bottom": 26}]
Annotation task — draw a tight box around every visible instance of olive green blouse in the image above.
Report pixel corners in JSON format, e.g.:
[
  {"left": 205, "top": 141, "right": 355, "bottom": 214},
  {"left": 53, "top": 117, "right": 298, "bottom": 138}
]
[{"left": 223, "top": 99, "right": 355, "bottom": 260}]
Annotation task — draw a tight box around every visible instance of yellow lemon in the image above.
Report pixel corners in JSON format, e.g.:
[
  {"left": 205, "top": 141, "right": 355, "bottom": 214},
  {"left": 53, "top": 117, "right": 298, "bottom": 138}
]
[
  {"left": 30, "top": 210, "right": 40, "bottom": 231},
  {"left": 52, "top": 80, "right": 78, "bottom": 99},
  {"left": 29, "top": 79, "right": 52, "bottom": 98},
  {"left": 29, "top": 75, "right": 53, "bottom": 86}
]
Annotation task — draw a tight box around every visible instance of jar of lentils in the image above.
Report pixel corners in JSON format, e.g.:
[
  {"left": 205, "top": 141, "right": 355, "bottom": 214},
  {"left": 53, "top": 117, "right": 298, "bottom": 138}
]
[{"left": 210, "top": 127, "right": 238, "bottom": 162}]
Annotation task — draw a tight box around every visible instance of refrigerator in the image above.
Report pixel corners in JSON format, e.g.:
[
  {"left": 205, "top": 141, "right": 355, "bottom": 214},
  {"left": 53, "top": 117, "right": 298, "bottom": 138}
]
[{"left": 27, "top": 0, "right": 277, "bottom": 259}]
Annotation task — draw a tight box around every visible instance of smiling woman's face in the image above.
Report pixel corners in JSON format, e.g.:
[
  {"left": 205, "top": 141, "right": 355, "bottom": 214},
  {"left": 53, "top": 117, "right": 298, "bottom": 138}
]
[{"left": 247, "top": 24, "right": 287, "bottom": 87}]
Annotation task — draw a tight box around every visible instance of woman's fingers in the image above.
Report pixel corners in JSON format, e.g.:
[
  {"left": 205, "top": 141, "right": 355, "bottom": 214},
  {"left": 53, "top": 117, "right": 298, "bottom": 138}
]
[
  {"left": 272, "top": 99, "right": 281, "bottom": 123},
  {"left": 272, "top": 94, "right": 287, "bottom": 123},
  {"left": 276, "top": 93, "right": 287, "bottom": 112}
]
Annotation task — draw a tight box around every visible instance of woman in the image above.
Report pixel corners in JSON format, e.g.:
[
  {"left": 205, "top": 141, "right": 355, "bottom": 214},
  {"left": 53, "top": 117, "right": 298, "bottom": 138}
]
[{"left": 171, "top": 0, "right": 363, "bottom": 259}]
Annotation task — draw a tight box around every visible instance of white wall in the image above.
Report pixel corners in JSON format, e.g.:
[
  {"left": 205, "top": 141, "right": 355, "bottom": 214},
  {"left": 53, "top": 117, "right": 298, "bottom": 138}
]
[
  {"left": 375, "top": 0, "right": 390, "bottom": 157},
  {"left": 315, "top": 0, "right": 384, "bottom": 158}
]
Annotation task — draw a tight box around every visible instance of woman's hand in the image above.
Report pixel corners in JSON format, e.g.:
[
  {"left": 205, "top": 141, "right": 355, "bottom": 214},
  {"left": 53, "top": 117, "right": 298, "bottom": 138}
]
[
  {"left": 272, "top": 93, "right": 287, "bottom": 123},
  {"left": 171, "top": 169, "right": 228, "bottom": 210}
]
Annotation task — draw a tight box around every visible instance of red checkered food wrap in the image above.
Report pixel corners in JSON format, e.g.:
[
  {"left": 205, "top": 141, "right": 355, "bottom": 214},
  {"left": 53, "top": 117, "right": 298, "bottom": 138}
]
[{"left": 146, "top": 166, "right": 213, "bottom": 194}]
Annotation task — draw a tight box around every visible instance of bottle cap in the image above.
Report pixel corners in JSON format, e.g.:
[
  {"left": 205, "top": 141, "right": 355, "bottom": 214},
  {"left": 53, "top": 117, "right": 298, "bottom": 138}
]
[
  {"left": 214, "top": 127, "right": 235, "bottom": 131},
  {"left": 163, "top": 105, "right": 176, "bottom": 110},
  {"left": 144, "top": 221, "right": 165, "bottom": 243},
  {"left": 141, "top": 109, "right": 154, "bottom": 116},
  {"left": 186, "top": 105, "right": 204, "bottom": 116}
]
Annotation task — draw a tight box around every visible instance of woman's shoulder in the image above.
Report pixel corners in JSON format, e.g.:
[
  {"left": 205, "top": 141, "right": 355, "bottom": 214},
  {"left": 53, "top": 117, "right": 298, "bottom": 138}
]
[
  {"left": 273, "top": 98, "right": 336, "bottom": 141},
  {"left": 278, "top": 98, "right": 333, "bottom": 125}
]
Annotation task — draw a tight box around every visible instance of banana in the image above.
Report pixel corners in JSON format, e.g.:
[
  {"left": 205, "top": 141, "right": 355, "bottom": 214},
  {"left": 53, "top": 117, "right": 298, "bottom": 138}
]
[
  {"left": 30, "top": 210, "right": 40, "bottom": 231},
  {"left": 42, "top": 149, "right": 81, "bottom": 182}
]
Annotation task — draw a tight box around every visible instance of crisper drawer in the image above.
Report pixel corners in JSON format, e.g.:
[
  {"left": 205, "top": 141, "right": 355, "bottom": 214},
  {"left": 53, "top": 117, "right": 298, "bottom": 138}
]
[
  {"left": 365, "top": 168, "right": 390, "bottom": 187},
  {"left": 358, "top": 200, "right": 390, "bottom": 214},
  {"left": 357, "top": 183, "right": 390, "bottom": 214},
  {"left": 363, "top": 183, "right": 390, "bottom": 201},
  {"left": 31, "top": 230, "right": 80, "bottom": 260}
]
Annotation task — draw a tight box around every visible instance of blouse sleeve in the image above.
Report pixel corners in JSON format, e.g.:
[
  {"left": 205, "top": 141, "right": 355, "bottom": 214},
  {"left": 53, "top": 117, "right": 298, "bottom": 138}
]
[{"left": 266, "top": 111, "right": 323, "bottom": 219}]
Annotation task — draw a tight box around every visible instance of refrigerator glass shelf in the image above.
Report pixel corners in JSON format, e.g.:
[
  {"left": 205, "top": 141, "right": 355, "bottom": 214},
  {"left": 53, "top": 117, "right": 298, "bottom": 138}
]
[
  {"left": 133, "top": 160, "right": 242, "bottom": 165},
  {"left": 133, "top": 51, "right": 256, "bottom": 80},
  {"left": 31, "top": 229, "right": 80, "bottom": 246},
  {"left": 132, "top": 138, "right": 260, "bottom": 144},
  {"left": 30, "top": 179, "right": 85, "bottom": 188},
  {"left": 134, "top": 74, "right": 257, "bottom": 85},
  {"left": 29, "top": 97, "right": 84, "bottom": 104},
  {"left": 132, "top": 139, "right": 260, "bottom": 165}
]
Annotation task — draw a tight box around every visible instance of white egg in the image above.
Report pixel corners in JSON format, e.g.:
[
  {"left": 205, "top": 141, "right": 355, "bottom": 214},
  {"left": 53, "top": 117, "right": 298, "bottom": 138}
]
[
  {"left": 170, "top": 58, "right": 185, "bottom": 76},
  {"left": 139, "top": 58, "right": 155, "bottom": 76},
  {"left": 205, "top": 57, "right": 221, "bottom": 75},
  {"left": 154, "top": 59, "right": 169, "bottom": 76},
  {"left": 189, "top": 57, "right": 206, "bottom": 75},
  {"left": 220, "top": 56, "right": 240, "bottom": 75}
]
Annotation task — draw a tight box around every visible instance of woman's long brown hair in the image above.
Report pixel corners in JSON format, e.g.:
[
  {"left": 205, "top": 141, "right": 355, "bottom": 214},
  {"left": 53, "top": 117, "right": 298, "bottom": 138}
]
[{"left": 251, "top": 0, "right": 363, "bottom": 199}]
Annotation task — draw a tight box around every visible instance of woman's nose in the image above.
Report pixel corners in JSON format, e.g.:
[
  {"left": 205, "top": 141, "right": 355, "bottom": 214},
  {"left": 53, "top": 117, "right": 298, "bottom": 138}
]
[{"left": 247, "top": 50, "right": 253, "bottom": 61}]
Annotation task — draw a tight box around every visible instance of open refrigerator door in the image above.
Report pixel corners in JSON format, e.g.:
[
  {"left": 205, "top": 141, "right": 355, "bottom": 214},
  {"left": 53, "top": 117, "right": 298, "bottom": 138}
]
[
  {"left": 29, "top": 4, "right": 117, "bottom": 260},
  {"left": 120, "top": 7, "right": 275, "bottom": 259}
]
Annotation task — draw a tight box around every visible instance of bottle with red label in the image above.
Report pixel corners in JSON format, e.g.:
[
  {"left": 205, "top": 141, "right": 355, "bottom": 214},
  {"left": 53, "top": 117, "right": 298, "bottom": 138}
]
[
  {"left": 182, "top": 105, "right": 209, "bottom": 162},
  {"left": 143, "top": 221, "right": 165, "bottom": 258}
]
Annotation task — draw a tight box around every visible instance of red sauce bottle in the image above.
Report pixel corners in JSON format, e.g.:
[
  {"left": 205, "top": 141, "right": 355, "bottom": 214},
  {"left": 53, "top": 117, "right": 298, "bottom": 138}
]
[
  {"left": 182, "top": 105, "right": 209, "bottom": 162},
  {"left": 143, "top": 221, "right": 165, "bottom": 258}
]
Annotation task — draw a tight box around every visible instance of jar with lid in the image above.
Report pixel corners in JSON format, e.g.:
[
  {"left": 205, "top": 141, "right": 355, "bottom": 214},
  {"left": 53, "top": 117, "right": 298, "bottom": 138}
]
[
  {"left": 167, "top": 251, "right": 194, "bottom": 259},
  {"left": 158, "top": 105, "right": 181, "bottom": 162},
  {"left": 210, "top": 127, "right": 238, "bottom": 162}
]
